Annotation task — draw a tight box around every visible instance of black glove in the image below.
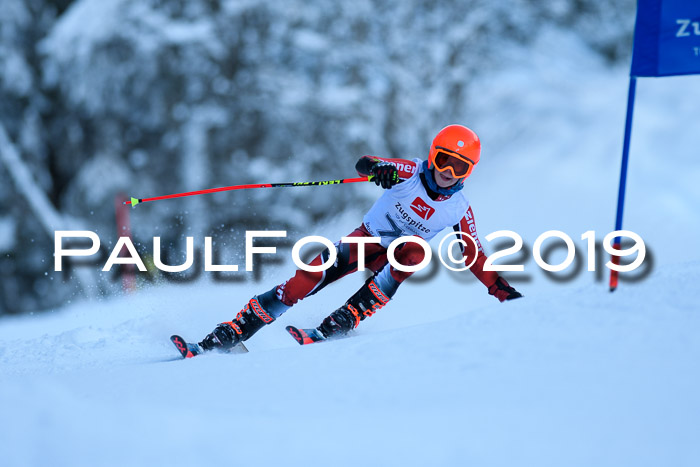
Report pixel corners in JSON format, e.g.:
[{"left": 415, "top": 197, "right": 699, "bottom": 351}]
[
  {"left": 370, "top": 162, "right": 400, "bottom": 189},
  {"left": 488, "top": 277, "right": 523, "bottom": 302}
]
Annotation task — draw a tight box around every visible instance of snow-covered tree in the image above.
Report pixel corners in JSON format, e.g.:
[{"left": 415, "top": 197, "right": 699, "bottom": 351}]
[{"left": 0, "top": 0, "right": 635, "bottom": 314}]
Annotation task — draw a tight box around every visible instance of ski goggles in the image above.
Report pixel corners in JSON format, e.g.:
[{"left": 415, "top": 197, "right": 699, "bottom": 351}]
[{"left": 432, "top": 146, "right": 475, "bottom": 178}]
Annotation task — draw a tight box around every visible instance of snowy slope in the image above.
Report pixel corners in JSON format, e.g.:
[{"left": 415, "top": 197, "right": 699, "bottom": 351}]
[
  {"left": 1, "top": 262, "right": 699, "bottom": 467},
  {"left": 2, "top": 17, "right": 700, "bottom": 467}
]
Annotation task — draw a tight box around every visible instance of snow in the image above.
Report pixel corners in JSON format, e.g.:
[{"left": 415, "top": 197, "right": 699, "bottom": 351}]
[
  {"left": 0, "top": 217, "right": 16, "bottom": 252},
  {"left": 2, "top": 1, "right": 700, "bottom": 466},
  {"left": 40, "top": 0, "right": 125, "bottom": 64},
  {"left": 0, "top": 0, "right": 33, "bottom": 95},
  {"left": 0, "top": 124, "right": 66, "bottom": 234},
  {"left": 0, "top": 124, "right": 101, "bottom": 298},
  {"left": 0, "top": 50, "right": 33, "bottom": 96},
  {"left": 1, "top": 263, "right": 699, "bottom": 466}
]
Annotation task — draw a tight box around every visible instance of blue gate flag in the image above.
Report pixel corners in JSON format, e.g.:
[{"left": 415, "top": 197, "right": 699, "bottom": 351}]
[{"left": 631, "top": 0, "right": 700, "bottom": 77}]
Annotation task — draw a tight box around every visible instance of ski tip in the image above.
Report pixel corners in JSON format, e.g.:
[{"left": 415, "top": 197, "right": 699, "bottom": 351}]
[
  {"left": 170, "top": 335, "right": 199, "bottom": 359},
  {"left": 130, "top": 196, "right": 140, "bottom": 207},
  {"left": 285, "top": 326, "right": 325, "bottom": 345},
  {"left": 285, "top": 326, "right": 305, "bottom": 345},
  {"left": 170, "top": 335, "right": 188, "bottom": 358}
]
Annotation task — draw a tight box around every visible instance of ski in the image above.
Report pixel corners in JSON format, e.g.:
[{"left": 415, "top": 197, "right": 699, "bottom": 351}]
[
  {"left": 170, "top": 334, "right": 248, "bottom": 359},
  {"left": 285, "top": 326, "right": 327, "bottom": 345}
]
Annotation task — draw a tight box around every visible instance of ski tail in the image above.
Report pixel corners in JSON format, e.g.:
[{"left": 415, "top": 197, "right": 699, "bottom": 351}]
[
  {"left": 170, "top": 335, "right": 202, "bottom": 359},
  {"left": 234, "top": 342, "right": 250, "bottom": 353},
  {"left": 286, "top": 326, "right": 326, "bottom": 345}
]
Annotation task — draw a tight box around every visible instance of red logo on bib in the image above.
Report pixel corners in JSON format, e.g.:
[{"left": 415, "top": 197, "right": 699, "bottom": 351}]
[{"left": 410, "top": 197, "right": 435, "bottom": 220}]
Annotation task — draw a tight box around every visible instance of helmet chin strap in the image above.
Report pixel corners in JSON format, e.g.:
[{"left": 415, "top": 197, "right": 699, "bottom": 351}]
[{"left": 422, "top": 160, "right": 464, "bottom": 196}]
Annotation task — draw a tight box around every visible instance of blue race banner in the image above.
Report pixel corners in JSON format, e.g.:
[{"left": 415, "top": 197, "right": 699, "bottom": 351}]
[{"left": 631, "top": 0, "right": 700, "bottom": 77}]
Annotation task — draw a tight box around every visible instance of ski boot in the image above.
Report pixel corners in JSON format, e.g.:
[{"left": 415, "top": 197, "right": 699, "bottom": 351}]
[
  {"left": 317, "top": 276, "right": 391, "bottom": 339},
  {"left": 199, "top": 288, "right": 286, "bottom": 352}
]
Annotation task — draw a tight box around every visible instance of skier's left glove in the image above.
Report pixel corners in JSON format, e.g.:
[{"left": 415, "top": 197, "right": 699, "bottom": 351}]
[
  {"left": 370, "top": 162, "right": 400, "bottom": 189},
  {"left": 488, "top": 277, "right": 522, "bottom": 302}
]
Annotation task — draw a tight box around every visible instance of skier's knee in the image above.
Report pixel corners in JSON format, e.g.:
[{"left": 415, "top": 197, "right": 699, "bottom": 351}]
[{"left": 389, "top": 241, "right": 426, "bottom": 283}]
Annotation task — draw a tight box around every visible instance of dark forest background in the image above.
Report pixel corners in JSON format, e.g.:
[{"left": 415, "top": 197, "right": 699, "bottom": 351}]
[{"left": 0, "top": 0, "right": 635, "bottom": 314}]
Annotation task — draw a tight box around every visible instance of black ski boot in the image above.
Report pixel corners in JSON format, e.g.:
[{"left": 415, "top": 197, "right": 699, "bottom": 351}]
[
  {"left": 317, "top": 277, "right": 391, "bottom": 339},
  {"left": 199, "top": 292, "right": 279, "bottom": 351}
]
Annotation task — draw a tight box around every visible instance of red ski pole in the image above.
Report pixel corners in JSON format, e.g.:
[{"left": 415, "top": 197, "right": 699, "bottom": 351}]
[{"left": 125, "top": 176, "right": 374, "bottom": 207}]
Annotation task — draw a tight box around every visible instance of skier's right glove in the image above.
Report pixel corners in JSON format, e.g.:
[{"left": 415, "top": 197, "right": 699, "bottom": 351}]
[
  {"left": 488, "top": 277, "right": 523, "bottom": 302},
  {"left": 369, "top": 162, "right": 400, "bottom": 189}
]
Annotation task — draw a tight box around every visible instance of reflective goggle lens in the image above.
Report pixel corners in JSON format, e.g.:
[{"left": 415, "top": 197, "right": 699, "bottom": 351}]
[{"left": 433, "top": 151, "right": 474, "bottom": 178}]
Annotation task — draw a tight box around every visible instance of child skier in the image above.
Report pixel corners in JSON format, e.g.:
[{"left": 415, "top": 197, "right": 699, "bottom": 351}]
[{"left": 193, "top": 124, "right": 521, "bottom": 353}]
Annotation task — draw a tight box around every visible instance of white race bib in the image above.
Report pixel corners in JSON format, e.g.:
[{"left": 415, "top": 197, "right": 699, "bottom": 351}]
[{"left": 363, "top": 158, "right": 469, "bottom": 247}]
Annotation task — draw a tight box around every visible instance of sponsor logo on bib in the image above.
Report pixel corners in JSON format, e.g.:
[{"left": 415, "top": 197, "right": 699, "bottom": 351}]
[{"left": 410, "top": 197, "right": 435, "bottom": 220}]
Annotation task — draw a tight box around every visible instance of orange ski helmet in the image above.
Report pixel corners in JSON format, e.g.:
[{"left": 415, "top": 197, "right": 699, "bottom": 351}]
[{"left": 428, "top": 124, "right": 481, "bottom": 179}]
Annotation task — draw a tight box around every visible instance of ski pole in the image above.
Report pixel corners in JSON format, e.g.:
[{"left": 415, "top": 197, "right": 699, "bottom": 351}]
[{"left": 125, "top": 176, "right": 374, "bottom": 207}]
